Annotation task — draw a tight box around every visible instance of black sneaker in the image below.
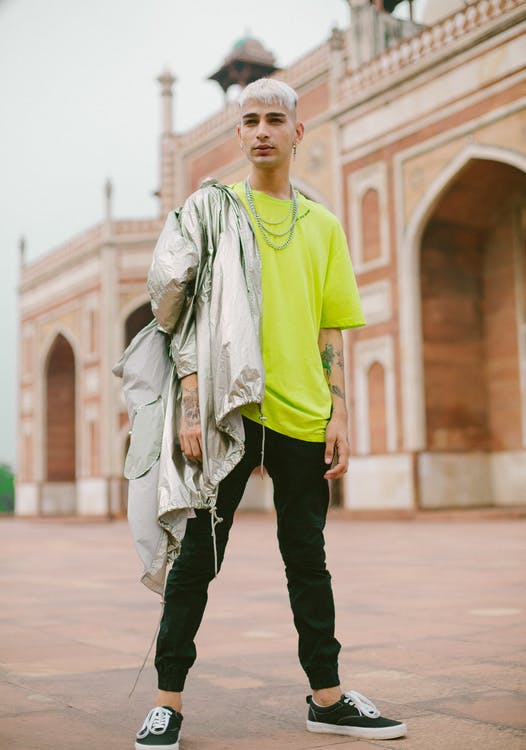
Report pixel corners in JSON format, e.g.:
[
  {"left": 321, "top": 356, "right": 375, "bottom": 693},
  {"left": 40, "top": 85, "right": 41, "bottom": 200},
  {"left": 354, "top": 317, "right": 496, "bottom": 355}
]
[
  {"left": 306, "top": 690, "right": 407, "bottom": 740},
  {"left": 135, "top": 706, "right": 182, "bottom": 749}
]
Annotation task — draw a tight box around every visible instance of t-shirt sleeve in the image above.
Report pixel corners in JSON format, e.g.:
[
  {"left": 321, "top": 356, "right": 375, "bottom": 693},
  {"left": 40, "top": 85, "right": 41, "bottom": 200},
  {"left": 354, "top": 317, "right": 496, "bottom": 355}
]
[{"left": 320, "top": 218, "right": 366, "bottom": 329}]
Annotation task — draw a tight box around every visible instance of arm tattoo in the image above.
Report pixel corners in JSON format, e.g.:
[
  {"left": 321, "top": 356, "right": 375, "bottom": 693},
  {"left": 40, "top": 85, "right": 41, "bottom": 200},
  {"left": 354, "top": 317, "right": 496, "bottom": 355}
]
[
  {"left": 321, "top": 343, "right": 335, "bottom": 377},
  {"left": 182, "top": 387, "right": 200, "bottom": 426},
  {"left": 321, "top": 336, "right": 345, "bottom": 403}
]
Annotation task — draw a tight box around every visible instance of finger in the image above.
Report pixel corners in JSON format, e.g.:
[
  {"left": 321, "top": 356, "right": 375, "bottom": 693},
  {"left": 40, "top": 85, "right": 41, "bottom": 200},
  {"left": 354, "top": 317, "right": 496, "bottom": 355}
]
[
  {"left": 324, "top": 440, "right": 348, "bottom": 479},
  {"left": 179, "top": 432, "right": 189, "bottom": 457},
  {"left": 187, "top": 434, "right": 202, "bottom": 462},
  {"left": 180, "top": 432, "right": 196, "bottom": 460},
  {"left": 324, "top": 452, "right": 345, "bottom": 479},
  {"left": 324, "top": 458, "right": 347, "bottom": 480},
  {"left": 192, "top": 440, "right": 202, "bottom": 462},
  {"left": 324, "top": 435, "right": 335, "bottom": 465}
]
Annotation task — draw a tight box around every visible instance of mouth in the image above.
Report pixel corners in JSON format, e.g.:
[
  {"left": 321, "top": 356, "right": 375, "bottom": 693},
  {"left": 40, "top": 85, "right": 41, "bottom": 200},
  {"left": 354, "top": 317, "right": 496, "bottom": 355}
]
[{"left": 253, "top": 145, "right": 274, "bottom": 154}]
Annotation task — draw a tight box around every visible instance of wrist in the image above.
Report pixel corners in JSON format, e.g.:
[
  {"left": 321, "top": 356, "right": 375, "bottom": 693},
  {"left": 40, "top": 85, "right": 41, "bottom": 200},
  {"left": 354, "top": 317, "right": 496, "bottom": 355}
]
[{"left": 181, "top": 372, "right": 197, "bottom": 389}]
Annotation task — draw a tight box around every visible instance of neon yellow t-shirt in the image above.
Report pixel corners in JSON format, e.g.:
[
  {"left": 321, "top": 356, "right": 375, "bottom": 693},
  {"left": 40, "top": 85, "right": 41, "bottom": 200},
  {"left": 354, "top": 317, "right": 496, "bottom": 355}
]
[{"left": 232, "top": 182, "right": 365, "bottom": 442}]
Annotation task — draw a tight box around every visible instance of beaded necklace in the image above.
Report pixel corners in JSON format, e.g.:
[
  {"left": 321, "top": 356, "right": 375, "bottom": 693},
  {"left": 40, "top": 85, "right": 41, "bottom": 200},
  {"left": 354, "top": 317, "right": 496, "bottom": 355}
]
[{"left": 244, "top": 178, "right": 298, "bottom": 251}]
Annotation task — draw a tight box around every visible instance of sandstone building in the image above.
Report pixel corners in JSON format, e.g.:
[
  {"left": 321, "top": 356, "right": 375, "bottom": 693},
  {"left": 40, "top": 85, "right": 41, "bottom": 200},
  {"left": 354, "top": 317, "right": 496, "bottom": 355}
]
[{"left": 16, "top": 0, "right": 526, "bottom": 515}]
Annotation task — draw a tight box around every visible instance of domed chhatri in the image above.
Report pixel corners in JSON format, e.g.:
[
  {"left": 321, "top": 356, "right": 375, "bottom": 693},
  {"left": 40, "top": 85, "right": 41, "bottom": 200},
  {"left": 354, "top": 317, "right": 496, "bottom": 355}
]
[
  {"left": 208, "top": 36, "right": 279, "bottom": 93},
  {"left": 348, "top": 0, "right": 414, "bottom": 17}
]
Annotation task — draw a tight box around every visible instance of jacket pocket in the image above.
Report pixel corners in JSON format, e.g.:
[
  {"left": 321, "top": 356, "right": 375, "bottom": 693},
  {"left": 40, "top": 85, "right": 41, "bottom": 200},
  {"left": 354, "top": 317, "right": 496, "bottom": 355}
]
[{"left": 124, "top": 397, "right": 164, "bottom": 479}]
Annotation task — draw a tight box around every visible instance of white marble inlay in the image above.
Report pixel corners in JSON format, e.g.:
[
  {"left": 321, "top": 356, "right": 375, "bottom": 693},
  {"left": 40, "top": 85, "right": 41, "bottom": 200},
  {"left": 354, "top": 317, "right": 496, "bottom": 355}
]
[
  {"left": 85, "top": 368, "right": 99, "bottom": 395},
  {"left": 21, "top": 389, "right": 33, "bottom": 413},
  {"left": 341, "top": 35, "right": 526, "bottom": 153},
  {"left": 360, "top": 280, "right": 392, "bottom": 325},
  {"left": 348, "top": 162, "right": 390, "bottom": 273}
]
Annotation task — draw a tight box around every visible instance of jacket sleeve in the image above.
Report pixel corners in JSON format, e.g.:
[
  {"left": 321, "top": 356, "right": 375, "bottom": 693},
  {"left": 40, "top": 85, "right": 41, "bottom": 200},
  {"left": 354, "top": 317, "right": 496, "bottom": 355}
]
[
  {"left": 169, "top": 298, "right": 197, "bottom": 378},
  {"left": 147, "top": 209, "right": 200, "bottom": 335}
]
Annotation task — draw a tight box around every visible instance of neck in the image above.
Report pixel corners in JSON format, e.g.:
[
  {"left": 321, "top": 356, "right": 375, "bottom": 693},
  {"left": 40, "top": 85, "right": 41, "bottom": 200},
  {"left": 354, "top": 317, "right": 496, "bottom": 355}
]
[{"left": 248, "top": 166, "right": 292, "bottom": 200}]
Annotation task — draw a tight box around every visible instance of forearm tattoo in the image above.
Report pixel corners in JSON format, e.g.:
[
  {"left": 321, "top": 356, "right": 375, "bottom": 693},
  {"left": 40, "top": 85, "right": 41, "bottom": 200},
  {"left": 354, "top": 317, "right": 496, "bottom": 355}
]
[
  {"left": 321, "top": 343, "right": 335, "bottom": 377},
  {"left": 330, "top": 384, "right": 345, "bottom": 400},
  {"left": 182, "top": 387, "right": 200, "bottom": 426},
  {"left": 321, "top": 342, "right": 345, "bottom": 401}
]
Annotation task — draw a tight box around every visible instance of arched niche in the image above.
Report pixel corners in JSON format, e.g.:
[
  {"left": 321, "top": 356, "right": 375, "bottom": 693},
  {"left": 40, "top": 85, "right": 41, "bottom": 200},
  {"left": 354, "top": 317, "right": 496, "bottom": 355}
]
[{"left": 45, "top": 333, "right": 76, "bottom": 481}]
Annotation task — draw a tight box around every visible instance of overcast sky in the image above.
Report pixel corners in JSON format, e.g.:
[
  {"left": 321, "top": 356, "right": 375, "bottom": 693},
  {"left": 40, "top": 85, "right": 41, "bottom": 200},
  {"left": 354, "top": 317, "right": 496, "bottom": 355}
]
[{"left": 0, "top": 0, "right": 422, "bottom": 467}]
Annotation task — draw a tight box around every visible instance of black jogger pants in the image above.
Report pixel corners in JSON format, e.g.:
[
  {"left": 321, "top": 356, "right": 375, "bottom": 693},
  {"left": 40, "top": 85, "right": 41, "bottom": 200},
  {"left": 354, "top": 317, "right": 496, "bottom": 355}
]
[{"left": 155, "top": 417, "right": 341, "bottom": 692}]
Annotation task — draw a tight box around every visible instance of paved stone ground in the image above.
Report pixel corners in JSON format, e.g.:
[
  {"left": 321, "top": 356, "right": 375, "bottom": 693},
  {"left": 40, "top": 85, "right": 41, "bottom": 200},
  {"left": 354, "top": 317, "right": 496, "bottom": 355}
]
[{"left": 1, "top": 512, "right": 525, "bottom": 750}]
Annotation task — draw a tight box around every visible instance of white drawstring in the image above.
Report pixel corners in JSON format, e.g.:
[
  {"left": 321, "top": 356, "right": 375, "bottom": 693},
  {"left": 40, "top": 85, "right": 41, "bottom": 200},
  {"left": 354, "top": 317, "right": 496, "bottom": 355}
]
[
  {"left": 128, "top": 598, "right": 165, "bottom": 698},
  {"left": 343, "top": 691, "right": 381, "bottom": 718},
  {"left": 210, "top": 505, "right": 223, "bottom": 576},
  {"left": 259, "top": 408, "right": 267, "bottom": 478},
  {"left": 129, "top": 501, "right": 223, "bottom": 699}
]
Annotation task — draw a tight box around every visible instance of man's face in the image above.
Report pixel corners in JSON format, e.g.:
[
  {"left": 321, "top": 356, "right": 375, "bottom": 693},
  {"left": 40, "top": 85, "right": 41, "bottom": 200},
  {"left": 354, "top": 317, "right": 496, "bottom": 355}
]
[{"left": 237, "top": 98, "right": 304, "bottom": 170}]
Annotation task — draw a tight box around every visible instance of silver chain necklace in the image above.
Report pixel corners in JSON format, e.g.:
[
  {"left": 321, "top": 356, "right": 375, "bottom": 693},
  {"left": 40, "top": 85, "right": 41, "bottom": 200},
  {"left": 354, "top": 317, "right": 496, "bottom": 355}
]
[{"left": 244, "top": 178, "right": 298, "bottom": 251}]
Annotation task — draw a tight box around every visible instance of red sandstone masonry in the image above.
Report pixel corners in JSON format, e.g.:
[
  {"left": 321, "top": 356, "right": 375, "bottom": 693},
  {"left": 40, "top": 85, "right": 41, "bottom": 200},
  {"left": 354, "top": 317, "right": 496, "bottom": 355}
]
[{"left": 368, "top": 361, "right": 388, "bottom": 454}]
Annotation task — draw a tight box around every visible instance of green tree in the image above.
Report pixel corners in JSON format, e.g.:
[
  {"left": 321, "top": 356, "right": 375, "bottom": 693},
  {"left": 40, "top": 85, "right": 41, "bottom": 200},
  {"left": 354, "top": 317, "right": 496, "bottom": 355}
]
[{"left": 0, "top": 463, "right": 14, "bottom": 513}]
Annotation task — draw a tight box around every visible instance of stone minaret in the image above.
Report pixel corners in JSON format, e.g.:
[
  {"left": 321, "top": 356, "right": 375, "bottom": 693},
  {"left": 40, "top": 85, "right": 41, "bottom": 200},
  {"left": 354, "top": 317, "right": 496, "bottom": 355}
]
[
  {"left": 18, "top": 236, "right": 26, "bottom": 267},
  {"left": 103, "top": 178, "right": 113, "bottom": 240},
  {"left": 157, "top": 68, "right": 176, "bottom": 135},
  {"left": 156, "top": 68, "right": 178, "bottom": 215}
]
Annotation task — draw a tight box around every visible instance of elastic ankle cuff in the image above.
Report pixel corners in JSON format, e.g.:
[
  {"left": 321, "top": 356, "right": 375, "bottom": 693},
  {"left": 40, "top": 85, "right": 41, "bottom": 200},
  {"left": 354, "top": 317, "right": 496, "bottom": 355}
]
[
  {"left": 157, "top": 670, "right": 187, "bottom": 693},
  {"left": 308, "top": 670, "right": 340, "bottom": 691}
]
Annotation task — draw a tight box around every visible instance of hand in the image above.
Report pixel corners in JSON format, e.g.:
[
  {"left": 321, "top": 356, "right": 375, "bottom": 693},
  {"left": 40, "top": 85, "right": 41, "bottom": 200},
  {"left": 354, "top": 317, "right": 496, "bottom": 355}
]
[
  {"left": 179, "top": 375, "right": 202, "bottom": 462},
  {"left": 324, "top": 412, "right": 349, "bottom": 480}
]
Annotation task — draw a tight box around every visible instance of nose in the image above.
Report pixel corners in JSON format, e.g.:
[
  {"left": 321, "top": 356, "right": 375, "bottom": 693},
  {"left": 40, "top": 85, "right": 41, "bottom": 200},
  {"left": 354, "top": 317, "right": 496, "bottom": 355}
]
[{"left": 256, "top": 121, "right": 270, "bottom": 140}]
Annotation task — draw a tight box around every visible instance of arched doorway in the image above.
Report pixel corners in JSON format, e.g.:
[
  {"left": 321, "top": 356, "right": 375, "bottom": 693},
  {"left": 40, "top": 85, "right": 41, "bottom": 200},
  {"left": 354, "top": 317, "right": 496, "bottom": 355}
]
[
  {"left": 120, "top": 433, "right": 131, "bottom": 516},
  {"left": 418, "top": 158, "right": 526, "bottom": 506},
  {"left": 43, "top": 333, "right": 76, "bottom": 513},
  {"left": 119, "top": 302, "right": 154, "bottom": 514},
  {"left": 125, "top": 302, "right": 153, "bottom": 348}
]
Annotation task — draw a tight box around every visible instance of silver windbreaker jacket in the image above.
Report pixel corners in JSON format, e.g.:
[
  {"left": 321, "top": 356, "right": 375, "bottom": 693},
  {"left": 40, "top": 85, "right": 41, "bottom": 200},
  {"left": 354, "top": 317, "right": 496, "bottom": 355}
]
[{"left": 113, "top": 180, "right": 265, "bottom": 594}]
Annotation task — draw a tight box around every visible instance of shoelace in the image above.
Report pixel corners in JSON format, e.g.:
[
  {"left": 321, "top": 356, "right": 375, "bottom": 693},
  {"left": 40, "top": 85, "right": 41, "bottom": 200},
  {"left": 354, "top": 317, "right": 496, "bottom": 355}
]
[
  {"left": 136, "top": 707, "right": 172, "bottom": 738},
  {"left": 343, "top": 690, "right": 381, "bottom": 719}
]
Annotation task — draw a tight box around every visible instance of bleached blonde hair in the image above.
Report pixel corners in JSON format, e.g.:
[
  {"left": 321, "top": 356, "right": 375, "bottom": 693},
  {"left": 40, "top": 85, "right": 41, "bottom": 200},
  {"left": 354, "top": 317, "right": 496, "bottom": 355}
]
[{"left": 238, "top": 78, "right": 298, "bottom": 113}]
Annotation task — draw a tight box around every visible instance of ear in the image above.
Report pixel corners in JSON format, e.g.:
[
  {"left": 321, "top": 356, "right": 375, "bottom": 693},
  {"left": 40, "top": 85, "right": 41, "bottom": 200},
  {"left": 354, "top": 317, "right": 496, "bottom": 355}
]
[{"left": 295, "top": 121, "right": 305, "bottom": 144}]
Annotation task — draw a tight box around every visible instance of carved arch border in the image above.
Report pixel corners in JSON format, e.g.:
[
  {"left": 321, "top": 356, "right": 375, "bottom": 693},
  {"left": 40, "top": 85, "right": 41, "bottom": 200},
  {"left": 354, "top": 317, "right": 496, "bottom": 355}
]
[{"left": 399, "top": 143, "right": 526, "bottom": 451}]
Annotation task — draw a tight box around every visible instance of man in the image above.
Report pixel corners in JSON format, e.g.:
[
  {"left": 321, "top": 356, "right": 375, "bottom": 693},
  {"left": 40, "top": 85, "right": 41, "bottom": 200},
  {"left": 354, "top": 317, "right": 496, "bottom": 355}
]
[{"left": 134, "top": 78, "right": 407, "bottom": 748}]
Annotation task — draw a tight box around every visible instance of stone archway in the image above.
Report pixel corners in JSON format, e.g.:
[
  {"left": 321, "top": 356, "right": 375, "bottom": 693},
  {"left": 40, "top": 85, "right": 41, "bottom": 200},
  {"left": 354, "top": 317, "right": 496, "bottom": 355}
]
[
  {"left": 125, "top": 302, "right": 153, "bottom": 348},
  {"left": 118, "top": 302, "right": 154, "bottom": 514},
  {"left": 120, "top": 433, "right": 131, "bottom": 516},
  {"left": 417, "top": 158, "right": 526, "bottom": 506},
  {"left": 43, "top": 333, "right": 77, "bottom": 513}
]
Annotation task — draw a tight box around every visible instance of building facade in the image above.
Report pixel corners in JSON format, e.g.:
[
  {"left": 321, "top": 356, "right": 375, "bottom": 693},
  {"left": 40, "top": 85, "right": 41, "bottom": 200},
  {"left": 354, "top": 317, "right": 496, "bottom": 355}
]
[{"left": 16, "top": 0, "right": 526, "bottom": 515}]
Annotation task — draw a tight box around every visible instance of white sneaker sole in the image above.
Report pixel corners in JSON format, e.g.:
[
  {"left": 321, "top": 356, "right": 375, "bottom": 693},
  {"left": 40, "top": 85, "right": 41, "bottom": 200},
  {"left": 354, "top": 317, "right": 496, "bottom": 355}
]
[
  {"left": 307, "top": 719, "right": 407, "bottom": 740},
  {"left": 135, "top": 739, "right": 179, "bottom": 750}
]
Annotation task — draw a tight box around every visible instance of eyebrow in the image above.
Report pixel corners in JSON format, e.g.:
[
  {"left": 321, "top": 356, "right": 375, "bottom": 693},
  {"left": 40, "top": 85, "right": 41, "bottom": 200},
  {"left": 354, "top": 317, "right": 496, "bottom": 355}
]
[{"left": 242, "top": 111, "right": 288, "bottom": 120}]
